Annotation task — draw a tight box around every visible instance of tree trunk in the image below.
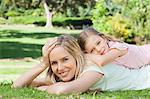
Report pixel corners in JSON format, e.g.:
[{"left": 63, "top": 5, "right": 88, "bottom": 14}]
[{"left": 43, "top": 1, "right": 53, "bottom": 28}]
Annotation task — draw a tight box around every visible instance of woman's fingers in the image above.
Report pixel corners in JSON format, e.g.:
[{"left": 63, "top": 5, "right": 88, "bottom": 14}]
[
  {"left": 42, "top": 38, "right": 56, "bottom": 53},
  {"left": 42, "top": 37, "right": 57, "bottom": 56},
  {"left": 43, "top": 41, "right": 57, "bottom": 56},
  {"left": 42, "top": 37, "right": 58, "bottom": 68}
]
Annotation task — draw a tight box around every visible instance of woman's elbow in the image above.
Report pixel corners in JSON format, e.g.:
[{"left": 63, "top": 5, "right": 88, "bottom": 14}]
[
  {"left": 55, "top": 89, "right": 66, "bottom": 95},
  {"left": 12, "top": 81, "right": 28, "bottom": 88},
  {"left": 12, "top": 83, "right": 23, "bottom": 88}
]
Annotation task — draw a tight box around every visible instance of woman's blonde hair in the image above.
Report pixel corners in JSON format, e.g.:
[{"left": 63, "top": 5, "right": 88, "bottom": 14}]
[
  {"left": 46, "top": 35, "right": 85, "bottom": 83},
  {"left": 78, "top": 27, "right": 121, "bottom": 51}
]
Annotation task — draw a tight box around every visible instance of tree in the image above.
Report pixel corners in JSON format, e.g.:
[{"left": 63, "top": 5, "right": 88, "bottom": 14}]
[
  {"left": 43, "top": 0, "right": 66, "bottom": 28},
  {"left": 43, "top": 0, "right": 96, "bottom": 28}
]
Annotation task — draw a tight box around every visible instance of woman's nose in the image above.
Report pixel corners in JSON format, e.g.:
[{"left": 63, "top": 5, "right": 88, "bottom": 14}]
[{"left": 58, "top": 63, "right": 64, "bottom": 71}]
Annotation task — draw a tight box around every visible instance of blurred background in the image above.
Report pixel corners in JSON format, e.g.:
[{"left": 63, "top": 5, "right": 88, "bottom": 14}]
[{"left": 0, "top": 0, "right": 150, "bottom": 82}]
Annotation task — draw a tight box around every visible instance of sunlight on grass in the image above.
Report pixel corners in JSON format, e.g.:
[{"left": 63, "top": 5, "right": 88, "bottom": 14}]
[
  {"left": 0, "top": 84, "right": 149, "bottom": 99},
  {"left": 0, "top": 68, "right": 29, "bottom": 74}
]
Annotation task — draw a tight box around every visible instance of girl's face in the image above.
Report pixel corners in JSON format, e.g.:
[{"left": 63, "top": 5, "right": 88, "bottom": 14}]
[
  {"left": 49, "top": 46, "right": 77, "bottom": 82},
  {"left": 85, "top": 35, "right": 109, "bottom": 55}
]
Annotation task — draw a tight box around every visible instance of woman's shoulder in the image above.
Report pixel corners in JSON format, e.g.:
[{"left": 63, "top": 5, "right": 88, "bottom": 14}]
[
  {"left": 84, "top": 59, "right": 118, "bottom": 69},
  {"left": 85, "top": 59, "right": 97, "bottom": 67},
  {"left": 82, "top": 59, "right": 104, "bottom": 74}
]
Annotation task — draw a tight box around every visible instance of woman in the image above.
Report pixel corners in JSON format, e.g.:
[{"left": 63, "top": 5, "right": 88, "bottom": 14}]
[{"left": 12, "top": 35, "right": 150, "bottom": 94}]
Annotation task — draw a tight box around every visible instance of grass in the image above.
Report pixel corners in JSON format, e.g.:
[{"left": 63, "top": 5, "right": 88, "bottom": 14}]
[
  {"left": 0, "top": 84, "right": 149, "bottom": 99},
  {"left": 0, "top": 68, "right": 29, "bottom": 74}
]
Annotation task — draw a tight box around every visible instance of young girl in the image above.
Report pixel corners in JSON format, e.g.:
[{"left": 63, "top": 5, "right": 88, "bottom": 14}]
[{"left": 78, "top": 27, "right": 150, "bottom": 69}]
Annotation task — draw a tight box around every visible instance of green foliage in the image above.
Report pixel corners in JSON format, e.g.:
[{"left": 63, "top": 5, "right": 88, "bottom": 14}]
[
  {"left": 78, "top": 6, "right": 92, "bottom": 17},
  {"left": 45, "top": 0, "right": 96, "bottom": 17},
  {"left": 0, "top": 0, "right": 43, "bottom": 18},
  {"left": 0, "top": 17, "right": 8, "bottom": 24},
  {"left": 0, "top": 0, "right": 95, "bottom": 18},
  {"left": 5, "top": 10, "right": 20, "bottom": 17},
  {"left": 92, "top": 0, "right": 150, "bottom": 44}
]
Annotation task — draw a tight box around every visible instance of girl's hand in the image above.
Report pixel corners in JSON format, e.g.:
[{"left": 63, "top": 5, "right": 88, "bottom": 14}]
[
  {"left": 84, "top": 54, "right": 103, "bottom": 67},
  {"left": 41, "top": 38, "right": 58, "bottom": 68}
]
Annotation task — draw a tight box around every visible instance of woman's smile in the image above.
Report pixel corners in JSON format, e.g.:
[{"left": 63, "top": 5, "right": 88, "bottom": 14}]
[{"left": 59, "top": 70, "right": 69, "bottom": 77}]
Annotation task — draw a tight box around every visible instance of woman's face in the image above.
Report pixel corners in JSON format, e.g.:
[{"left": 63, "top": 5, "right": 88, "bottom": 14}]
[
  {"left": 49, "top": 46, "right": 77, "bottom": 82},
  {"left": 85, "top": 35, "right": 109, "bottom": 55}
]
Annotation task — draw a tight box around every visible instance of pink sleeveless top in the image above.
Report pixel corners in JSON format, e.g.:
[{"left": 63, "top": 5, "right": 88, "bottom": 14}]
[{"left": 108, "top": 41, "right": 150, "bottom": 69}]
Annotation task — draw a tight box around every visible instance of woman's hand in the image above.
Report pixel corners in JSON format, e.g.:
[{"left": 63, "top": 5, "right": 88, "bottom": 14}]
[
  {"left": 41, "top": 38, "right": 58, "bottom": 68},
  {"left": 46, "top": 82, "right": 66, "bottom": 94}
]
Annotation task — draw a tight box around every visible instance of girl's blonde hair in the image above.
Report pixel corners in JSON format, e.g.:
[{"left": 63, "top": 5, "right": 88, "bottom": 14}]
[
  {"left": 46, "top": 35, "right": 85, "bottom": 83},
  {"left": 78, "top": 27, "right": 121, "bottom": 51}
]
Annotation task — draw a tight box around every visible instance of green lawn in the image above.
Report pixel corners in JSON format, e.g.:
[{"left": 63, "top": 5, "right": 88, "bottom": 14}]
[
  {"left": 0, "top": 68, "right": 29, "bottom": 74},
  {"left": 0, "top": 84, "right": 149, "bottom": 99},
  {"left": 0, "top": 25, "right": 81, "bottom": 59},
  {"left": 0, "top": 25, "right": 149, "bottom": 99}
]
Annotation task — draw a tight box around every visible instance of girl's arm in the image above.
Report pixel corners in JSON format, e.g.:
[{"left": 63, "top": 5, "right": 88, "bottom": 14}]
[
  {"left": 12, "top": 63, "right": 48, "bottom": 88},
  {"left": 46, "top": 71, "right": 103, "bottom": 94},
  {"left": 85, "top": 49, "right": 128, "bottom": 66}
]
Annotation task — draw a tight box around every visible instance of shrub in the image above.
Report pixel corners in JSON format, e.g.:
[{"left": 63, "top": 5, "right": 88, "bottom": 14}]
[
  {"left": 0, "top": 17, "right": 8, "bottom": 24},
  {"left": 92, "top": 0, "right": 150, "bottom": 44}
]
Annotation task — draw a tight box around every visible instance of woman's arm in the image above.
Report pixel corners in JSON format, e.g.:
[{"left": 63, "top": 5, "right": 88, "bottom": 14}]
[
  {"left": 30, "top": 78, "right": 52, "bottom": 87},
  {"left": 85, "top": 49, "right": 128, "bottom": 66},
  {"left": 46, "top": 71, "right": 103, "bottom": 94},
  {"left": 12, "top": 63, "right": 48, "bottom": 88},
  {"left": 12, "top": 38, "right": 58, "bottom": 88}
]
